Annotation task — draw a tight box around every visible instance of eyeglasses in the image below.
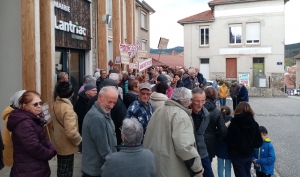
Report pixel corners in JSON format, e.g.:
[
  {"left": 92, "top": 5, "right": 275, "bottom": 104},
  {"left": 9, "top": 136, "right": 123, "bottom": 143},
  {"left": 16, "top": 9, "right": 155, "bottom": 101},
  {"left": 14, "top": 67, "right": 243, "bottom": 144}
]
[
  {"left": 192, "top": 99, "right": 206, "bottom": 104},
  {"left": 33, "top": 102, "right": 43, "bottom": 107}
]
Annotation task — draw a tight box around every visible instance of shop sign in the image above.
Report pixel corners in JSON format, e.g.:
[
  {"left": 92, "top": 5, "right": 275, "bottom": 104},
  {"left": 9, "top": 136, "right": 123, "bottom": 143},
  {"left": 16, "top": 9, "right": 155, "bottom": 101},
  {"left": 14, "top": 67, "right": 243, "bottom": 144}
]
[
  {"left": 239, "top": 74, "right": 250, "bottom": 87},
  {"left": 119, "top": 41, "right": 141, "bottom": 58},
  {"left": 129, "top": 63, "right": 138, "bottom": 69},
  {"left": 139, "top": 58, "right": 152, "bottom": 72}
]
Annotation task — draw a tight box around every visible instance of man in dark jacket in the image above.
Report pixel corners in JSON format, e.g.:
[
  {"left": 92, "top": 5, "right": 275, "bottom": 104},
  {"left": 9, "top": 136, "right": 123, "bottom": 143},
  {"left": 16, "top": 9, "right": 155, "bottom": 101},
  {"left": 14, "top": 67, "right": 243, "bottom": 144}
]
[
  {"left": 237, "top": 82, "right": 249, "bottom": 106},
  {"left": 183, "top": 68, "right": 199, "bottom": 90},
  {"left": 86, "top": 79, "right": 127, "bottom": 145},
  {"left": 230, "top": 80, "right": 240, "bottom": 110},
  {"left": 190, "top": 88, "right": 214, "bottom": 177},
  {"left": 96, "top": 70, "right": 107, "bottom": 91},
  {"left": 123, "top": 79, "right": 139, "bottom": 108},
  {"left": 195, "top": 67, "right": 205, "bottom": 88}
]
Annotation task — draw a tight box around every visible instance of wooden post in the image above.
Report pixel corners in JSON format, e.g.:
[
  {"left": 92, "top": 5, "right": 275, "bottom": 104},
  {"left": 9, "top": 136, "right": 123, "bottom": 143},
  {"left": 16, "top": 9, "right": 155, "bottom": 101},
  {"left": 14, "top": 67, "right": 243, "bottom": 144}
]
[
  {"left": 126, "top": 0, "right": 134, "bottom": 44},
  {"left": 98, "top": 0, "right": 108, "bottom": 70},
  {"left": 22, "top": 0, "right": 40, "bottom": 91},
  {"left": 112, "top": 0, "right": 121, "bottom": 65}
]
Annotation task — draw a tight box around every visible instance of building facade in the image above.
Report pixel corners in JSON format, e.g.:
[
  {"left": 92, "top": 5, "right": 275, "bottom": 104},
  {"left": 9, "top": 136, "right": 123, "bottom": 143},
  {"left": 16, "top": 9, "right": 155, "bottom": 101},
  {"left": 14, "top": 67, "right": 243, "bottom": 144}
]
[
  {"left": 178, "top": 0, "right": 288, "bottom": 89},
  {"left": 0, "top": 0, "right": 154, "bottom": 129}
]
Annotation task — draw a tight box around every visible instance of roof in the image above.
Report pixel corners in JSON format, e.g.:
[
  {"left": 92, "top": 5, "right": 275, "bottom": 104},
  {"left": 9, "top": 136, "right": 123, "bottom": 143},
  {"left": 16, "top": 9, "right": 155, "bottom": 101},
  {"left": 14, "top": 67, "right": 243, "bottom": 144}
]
[
  {"left": 136, "top": 0, "right": 155, "bottom": 14},
  {"left": 178, "top": 10, "right": 214, "bottom": 25},
  {"left": 293, "top": 54, "right": 300, "bottom": 59},
  {"left": 208, "top": 0, "right": 289, "bottom": 7},
  {"left": 152, "top": 58, "right": 167, "bottom": 66},
  {"left": 150, "top": 54, "right": 184, "bottom": 68}
]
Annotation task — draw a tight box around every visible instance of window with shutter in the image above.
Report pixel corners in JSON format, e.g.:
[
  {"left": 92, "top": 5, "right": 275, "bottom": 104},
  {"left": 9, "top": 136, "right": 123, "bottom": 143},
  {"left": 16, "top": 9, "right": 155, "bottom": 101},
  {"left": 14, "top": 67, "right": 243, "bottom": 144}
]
[{"left": 246, "top": 23, "right": 260, "bottom": 44}]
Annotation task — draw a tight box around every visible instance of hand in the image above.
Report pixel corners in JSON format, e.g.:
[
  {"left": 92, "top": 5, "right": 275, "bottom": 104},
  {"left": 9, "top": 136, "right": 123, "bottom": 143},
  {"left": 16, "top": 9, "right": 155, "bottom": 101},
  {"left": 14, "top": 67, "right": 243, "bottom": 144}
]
[{"left": 194, "top": 169, "right": 204, "bottom": 177}]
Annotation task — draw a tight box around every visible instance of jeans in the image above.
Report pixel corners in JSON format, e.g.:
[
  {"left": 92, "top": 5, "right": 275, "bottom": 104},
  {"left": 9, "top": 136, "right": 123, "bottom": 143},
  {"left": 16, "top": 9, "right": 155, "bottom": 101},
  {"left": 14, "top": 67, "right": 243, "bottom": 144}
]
[
  {"left": 231, "top": 156, "right": 252, "bottom": 177},
  {"left": 219, "top": 98, "right": 226, "bottom": 106},
  {"left": 217, "top": 157, "right": 231, "bottom": 177},
  {"left": 201, "top": 156, "right": 215, "bottom": 177}
]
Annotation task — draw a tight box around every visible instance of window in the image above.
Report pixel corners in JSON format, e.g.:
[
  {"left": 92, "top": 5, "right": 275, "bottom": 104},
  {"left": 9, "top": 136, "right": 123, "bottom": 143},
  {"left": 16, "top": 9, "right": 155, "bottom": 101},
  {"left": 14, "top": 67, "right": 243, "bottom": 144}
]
[
  {"left": 141, "top": 11, "right": 146, "bottom": 29},
  {"left": 108, "top": 40, "right": 113, "bottom": 63},
  {"left": 246, "top": 23, "right": 260, "bottom": 44},
  {"left": 107, "top": 0, "right": 112, "bottom": 28},
  {"left": 229, "top": 24, "right": 242, "bottom": 44},
  {"left": 200, "top": 26, "right": 209, "bottom": 45},
  {"left": 141, "top": 40, "right": 147, "bottom": 50}
]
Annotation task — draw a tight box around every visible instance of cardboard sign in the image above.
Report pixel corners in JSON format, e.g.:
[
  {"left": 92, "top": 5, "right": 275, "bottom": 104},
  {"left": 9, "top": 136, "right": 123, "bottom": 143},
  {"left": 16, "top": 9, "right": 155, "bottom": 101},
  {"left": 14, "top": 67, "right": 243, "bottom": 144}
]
[
  {"left": 129, "top": 63, "right": 138, "bottom": 69},
  {"left": 42, "top": 103, "right": 51, "bottom": 121},
  {"left": 137, "top": 50, "right": 148, "bottom": 58},
  {"left": 139, "top": 58, "right": 152, "bottom": 72},
  {"left": 119, "top": 40, "right": 141, "bottom": 58},
  {"left": 120, "top": 52, "right": 130, "bottom": 64},
  {"left": 157, "top": 37, "right": 169, "bottom": 49}
]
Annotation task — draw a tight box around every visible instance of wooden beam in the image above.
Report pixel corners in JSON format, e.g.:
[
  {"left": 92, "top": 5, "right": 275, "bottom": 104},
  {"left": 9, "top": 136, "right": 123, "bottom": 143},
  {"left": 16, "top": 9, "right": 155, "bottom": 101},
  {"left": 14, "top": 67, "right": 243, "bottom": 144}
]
[
  {"left": 98, "top": 0, "right": 108, "bottom": 70},
  {"left": 126, "top": 0, "right": 134, "bottom": 44},
  {"left": 22, "top": 0, "right": 38, "bottom": 91},
  {"left": 112, "top": 0, "right": 121, "bottom": 65},
  {"left": 40, "top": 0, "right": 54, "bottom": 103},
  {"left": 133, "top": 0, "right": 136, "bottom": 42}
]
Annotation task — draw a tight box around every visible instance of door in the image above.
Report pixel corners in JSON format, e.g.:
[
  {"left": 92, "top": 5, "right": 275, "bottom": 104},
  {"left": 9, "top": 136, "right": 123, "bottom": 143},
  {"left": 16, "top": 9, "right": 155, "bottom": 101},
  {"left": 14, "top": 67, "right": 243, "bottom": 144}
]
[
  {"left": 200, "top": 58, "right": 210, "bottom": 80},
  {"left": 253, "top": 58, "right": 264, "bottom": 87},
  {"left": 226, "top": 58, "right": 237, "bottom": 78}
]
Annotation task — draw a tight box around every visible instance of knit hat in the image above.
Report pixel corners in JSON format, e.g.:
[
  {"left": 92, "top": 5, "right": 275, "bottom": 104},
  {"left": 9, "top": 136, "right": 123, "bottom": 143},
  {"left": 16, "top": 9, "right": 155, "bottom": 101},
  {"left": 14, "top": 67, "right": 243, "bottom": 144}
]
[
  {"left": 56, "top": 82, "right": 74, "bottom": 98},
  {"left": 84, "top": 84, "right": 97, "bottom": 91}
]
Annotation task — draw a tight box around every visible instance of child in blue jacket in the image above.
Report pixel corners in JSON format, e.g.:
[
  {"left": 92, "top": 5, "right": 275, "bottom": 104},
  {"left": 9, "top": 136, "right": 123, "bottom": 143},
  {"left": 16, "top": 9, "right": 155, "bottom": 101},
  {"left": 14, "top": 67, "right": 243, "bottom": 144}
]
[{"left": 253, "top": 126, "right": 276, "bottom": 177}]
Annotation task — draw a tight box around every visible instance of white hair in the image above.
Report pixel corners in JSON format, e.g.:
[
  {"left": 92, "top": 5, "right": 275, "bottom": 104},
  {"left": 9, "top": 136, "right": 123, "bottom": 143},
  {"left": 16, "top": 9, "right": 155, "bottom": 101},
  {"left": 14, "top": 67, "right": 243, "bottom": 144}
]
[
  {"left": 10, "top": 90, "right": 26, "bottom": 108},
  {"left": 188, "top": 68, "right": 195, "bottom": 73},
  {"left": 122, "top": 118, "right": 143, "bottom": 144},
  {"left": 171, "top": 87, "right": 192, "bottom": 107},
  {"left": 99, "top": 86, "right": 118, "bottom": 96},
  {"left": 109, "top": 73, "right": 120, "bottom": 81}
]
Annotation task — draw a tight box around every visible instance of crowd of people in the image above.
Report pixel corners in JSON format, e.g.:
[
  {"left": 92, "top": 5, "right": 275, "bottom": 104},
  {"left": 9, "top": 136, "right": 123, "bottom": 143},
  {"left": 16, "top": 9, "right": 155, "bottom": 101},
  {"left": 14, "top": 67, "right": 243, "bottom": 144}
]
[{"left": 0, "top": 65, "right": 275, "bottom": 177}]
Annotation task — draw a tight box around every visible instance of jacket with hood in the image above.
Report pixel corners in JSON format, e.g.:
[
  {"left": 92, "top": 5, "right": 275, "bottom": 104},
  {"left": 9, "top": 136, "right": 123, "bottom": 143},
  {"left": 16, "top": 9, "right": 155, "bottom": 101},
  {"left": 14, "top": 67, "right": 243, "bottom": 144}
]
[
  {"left": 253, "top": 137, "right": 276, "bottom": 175},
  {"left": 2, "top": 106, "right": 14, "bottom": 167},
  {"left": 74, "top": 91, "right": 90, "bottom": 135},
  {"left": 143, "top": 100, "right": 203, "bottom": 177},
  {"left": 53, "top": 97, "right": 82, "bottom": 155},
  {"left": 123, "top": 91, "right": 138, "bottom": 109},
  {"left": 226, "top": 112, "right": 263, "bottom": 158},
  {"left": 7, "top": 109, "right": 57, "bottom": 177},
  {"left": 149, "top": 92, "right": 168, "bottom": 111},
  {"left": 203, "top": 99, "right": 227, "bottom": 158}
]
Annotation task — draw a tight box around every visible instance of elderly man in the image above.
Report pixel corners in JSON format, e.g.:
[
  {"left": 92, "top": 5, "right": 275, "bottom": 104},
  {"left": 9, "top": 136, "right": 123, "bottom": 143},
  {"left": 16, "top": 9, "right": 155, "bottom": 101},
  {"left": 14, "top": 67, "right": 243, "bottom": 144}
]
[
  {"left": 195, "top": 67, "right": 206, "bottom": 88},
  {"left": 109, "top": 73, "right": 123, "bottom": 100},
  {"left": 126, "top": 83, "right": 153, "bottom": 135},
  {"left": 81, "top": 86, "right": 118, "bottom": 177},
  {"left": 189, "top": 88, "right": 214, "bottom": 177},
  {"left": 78, "top": 75, "right": 94, "bottom": 94},
  {"left": 101, "top": 118, "right": 156, "bottom": 177},
  {"left": 144, "top": 87, "right": 204, "bottom": 177},
  {"left": 183, "top": 68, "right": 199, "bottom": 90},
  {"left": 96, "top": 70, "right": 107, "bottom": 91},
  {"left": 237, "top": 82, "right": 249, "bottom": 106},
  {"left": 230, "top": 80, "right": 240, "bottom": 110}
]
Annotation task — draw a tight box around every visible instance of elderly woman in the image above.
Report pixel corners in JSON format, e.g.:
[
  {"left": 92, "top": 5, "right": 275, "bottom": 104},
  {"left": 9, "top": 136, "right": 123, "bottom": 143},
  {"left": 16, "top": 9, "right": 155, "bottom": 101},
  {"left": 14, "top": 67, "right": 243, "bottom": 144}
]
[
  {"left": 7, "top": 91, "right": 57, "bottom": 177},
  {"left": 101, "top": 118, "right": 156, "bottom": 177}
]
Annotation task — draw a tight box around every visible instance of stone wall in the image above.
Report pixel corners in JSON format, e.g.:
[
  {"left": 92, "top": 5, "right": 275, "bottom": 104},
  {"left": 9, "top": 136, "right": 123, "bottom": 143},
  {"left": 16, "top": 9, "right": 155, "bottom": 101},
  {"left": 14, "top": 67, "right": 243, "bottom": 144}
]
[
  {"left": 248, "top": 87, "right": 288, "bottom": 97},
  {"left": 210, "top": 72, "right": 226, "bottom": 80},
  {"left": 91, "top": 0, "right": 98, "bottom": 70},
  {"left": 271, "top": 73, "right": 284, "bottom": 90}
]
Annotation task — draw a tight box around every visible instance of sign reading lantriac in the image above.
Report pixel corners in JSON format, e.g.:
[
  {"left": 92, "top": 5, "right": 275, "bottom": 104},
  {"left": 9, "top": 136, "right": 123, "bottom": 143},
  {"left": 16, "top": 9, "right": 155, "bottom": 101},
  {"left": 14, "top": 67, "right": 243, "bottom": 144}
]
[{"left": 54, "top": 1, "right": 87, "bottom": 36}]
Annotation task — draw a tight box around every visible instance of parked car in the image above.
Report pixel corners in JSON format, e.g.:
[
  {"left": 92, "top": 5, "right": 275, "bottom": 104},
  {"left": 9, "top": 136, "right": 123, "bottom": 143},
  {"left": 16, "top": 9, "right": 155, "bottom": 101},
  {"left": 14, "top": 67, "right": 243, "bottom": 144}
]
[
  {"left": 205, "top": 80, "right": 213, "bottom": 88},
  {"left": 293, "top": 89, "right": 300, "bottom": 95}
]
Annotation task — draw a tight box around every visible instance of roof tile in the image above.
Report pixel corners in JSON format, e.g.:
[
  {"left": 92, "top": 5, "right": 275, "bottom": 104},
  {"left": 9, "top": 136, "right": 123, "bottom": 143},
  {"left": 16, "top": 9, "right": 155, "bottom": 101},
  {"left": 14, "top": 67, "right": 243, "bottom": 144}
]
[
  {"left": 150, "top": 54, "right": 184, "bottom": 68},
  {"left": 178, "top": 10, "right": 213, "bottom": 24}
]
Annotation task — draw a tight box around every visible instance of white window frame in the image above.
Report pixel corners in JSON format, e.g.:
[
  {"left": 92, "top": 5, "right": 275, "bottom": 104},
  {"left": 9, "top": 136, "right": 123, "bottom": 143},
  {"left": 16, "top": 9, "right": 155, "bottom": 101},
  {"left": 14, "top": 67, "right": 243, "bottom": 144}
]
[
  {"left": 141, "top": 40, "right": 147, "bottom": 51},
  {"left": 108, "top": 39, "right": 113, "bottom": 65},
  {"left": 141, "top": 11, "right": 146, "bottom": 29},
  {"left": 200, "top": 26, "right": 209, "bottom": 46},
  {"left": 246, "top": 23, "right": 260, "bottom": 44},
  {"left": 229, "top": 24, "right": 242, "bottom": 44},
  {"left": 107, "top": 0, "right": 112, "bottom": 28}
]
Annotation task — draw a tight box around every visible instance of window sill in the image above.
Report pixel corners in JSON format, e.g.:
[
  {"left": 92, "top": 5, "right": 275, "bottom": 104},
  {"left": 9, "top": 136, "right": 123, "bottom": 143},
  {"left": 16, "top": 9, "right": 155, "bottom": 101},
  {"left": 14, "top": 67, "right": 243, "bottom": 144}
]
[
  {"left": 199, "top": 45, "right": 210, "bottom": 48},
  {"left": 228, "top": 44, "right": 243, "bottom": 48},
  {"left": 141, "top": 27, "right": 148, "bottom": 32},
  {"left": 245, "top": 43, "right": 261, "bottom": 47}
]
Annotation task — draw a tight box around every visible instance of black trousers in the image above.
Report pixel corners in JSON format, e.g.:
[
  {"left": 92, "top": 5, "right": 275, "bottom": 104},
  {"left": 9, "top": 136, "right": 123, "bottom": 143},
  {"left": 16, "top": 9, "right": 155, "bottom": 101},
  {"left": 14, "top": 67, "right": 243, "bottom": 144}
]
[
  {"left": 82, "top": 172, "right": 101, "bottom": 177},
  {"left": 57, "top": 154, "right": 74, "bottom": 177},
  {"left": 231, "top": 156, "right": 252, "bottom": 177},
  {"left": 233, "top": 98, "right": 237, "bottom": 110},
  {"left": 256, "top": 170, "right": 272, "bottom": 177}
]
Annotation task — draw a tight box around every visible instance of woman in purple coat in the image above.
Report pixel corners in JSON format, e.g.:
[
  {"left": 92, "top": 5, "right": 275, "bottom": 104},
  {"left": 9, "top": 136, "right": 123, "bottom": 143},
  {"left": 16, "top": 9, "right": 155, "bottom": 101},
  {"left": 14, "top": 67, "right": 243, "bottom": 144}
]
[{"left": 7, "top": 91, "right": 57, "bottom": 177}]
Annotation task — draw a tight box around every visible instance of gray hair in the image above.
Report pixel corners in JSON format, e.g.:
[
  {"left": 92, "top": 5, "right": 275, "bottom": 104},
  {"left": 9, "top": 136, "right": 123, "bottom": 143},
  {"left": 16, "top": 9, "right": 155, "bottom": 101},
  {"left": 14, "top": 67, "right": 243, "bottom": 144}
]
[
  {"left": 192, "top": 87, "right": 205, "bottom": 95},
  {"left": 171, "top": 87, "right": 192, "bottom": 107},
  {"left": 188, "top": 68, "right": 195, "bottom": 73},
  {"left": 10, "top": 90, "right": 26, "bottom": 108},
  {"left": 122, "top": 118, "right": 143, "bottom": 144},
  {"left": 83, "top": 75, "right": 93, "bottom": 84},
  {"left": 99, "top": 86, "right": 118, "bottom": 96}
]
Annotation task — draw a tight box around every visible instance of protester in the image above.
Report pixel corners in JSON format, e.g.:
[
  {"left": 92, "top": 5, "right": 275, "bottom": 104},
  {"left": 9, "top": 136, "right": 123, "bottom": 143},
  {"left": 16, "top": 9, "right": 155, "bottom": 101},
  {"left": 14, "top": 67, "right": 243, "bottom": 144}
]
[
  {"left": 190, "top": 88, "right": 214, "bottom": 177},
  {"left": 109, "top": 73, "right": 124, "bottom": 100},
  {"left": 101, "top": 118, "right": 156, "bottom": 177},
  {"left": 219, "top": 82, "right": 229, "bottom": 106},
  {"left": 253, "top": 126, "right": 276, "bottom": 177},
  {"left": 123, "top": 79, "right": 139, "bottom": 108},
  {"left": 7, "top": 91, "right": 56, "bottom": 177},
  {"left": 230, "top": 80, "right": 240, "bottom": 110},
  {"left": 149, "top": 82, "right": 169, "bottom": 111},
  {"left": 195, "top": 67, "right": 205, "bottom": 88},
  {"left": 226, "top": 102, "right": 263, "bottom": 177},
  {"left": 183, "top": 68, "right": 199, "bottom": 89},
  {"left": 204, "top": 87, "right": 227, "bottom": 162},
  {"left": 96, "top": 70, "right": 107, "bottom": 91},
  {"left": 212, "top": 79, "right": 219, "bottom": 92},
  {"left": 216, "top": 106, "right": 233, "bottom": 177},
  {"left": 94, "top": 68, "right": 100, "bottom": 80},
  {"left": 237, "top": 82, "right": 249, "bottom": 105},
  {"left": 1, "top": 90, "right": 26, "bottom": 167},
  {"left": 173, "top": 71, "right": 184, "bottom": 88},
  {"left": 82, "top": 86, "right": 118, "bottom": 177},
  {"left": 149, "top": 73, "right": 159, "bottom": 85},
  {"left": 53, "top": 82, "right": 82, "bottom": 177},
  {"left": 54, "top": 72, "right": 69, "bottom": 99},
  {"left": 144, "top": 87, "right": 204, "bottom": 177},
  {"left": 78, "top": 75, "right": 94, "bottom": 94},
  {"left": 126, "top": 83, "right": 153, "bottom": 136}
]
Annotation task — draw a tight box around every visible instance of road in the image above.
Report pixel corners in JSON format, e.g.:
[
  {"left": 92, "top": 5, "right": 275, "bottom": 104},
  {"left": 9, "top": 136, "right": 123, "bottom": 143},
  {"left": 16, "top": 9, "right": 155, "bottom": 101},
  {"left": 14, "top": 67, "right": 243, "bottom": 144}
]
[{"left": 228, "top": 96, "right": 300, "bottom": 177}]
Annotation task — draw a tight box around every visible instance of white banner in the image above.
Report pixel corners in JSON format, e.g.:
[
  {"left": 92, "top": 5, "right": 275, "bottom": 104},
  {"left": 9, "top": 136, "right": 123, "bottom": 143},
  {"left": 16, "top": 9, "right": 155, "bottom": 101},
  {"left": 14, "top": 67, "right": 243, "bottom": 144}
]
[
  {"left": 138, "top": 58, "right": 152, "bottom": 72},
  {"left": 129, "top": 63, "right": 138, "bottom": 69}
]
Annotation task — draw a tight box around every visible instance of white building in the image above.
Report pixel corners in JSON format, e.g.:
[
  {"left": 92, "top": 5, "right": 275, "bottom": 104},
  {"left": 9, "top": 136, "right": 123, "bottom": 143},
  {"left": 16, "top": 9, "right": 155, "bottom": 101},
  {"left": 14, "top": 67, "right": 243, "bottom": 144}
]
[{"left": 178, "top": 0, "right": 289, "bottom": 88}]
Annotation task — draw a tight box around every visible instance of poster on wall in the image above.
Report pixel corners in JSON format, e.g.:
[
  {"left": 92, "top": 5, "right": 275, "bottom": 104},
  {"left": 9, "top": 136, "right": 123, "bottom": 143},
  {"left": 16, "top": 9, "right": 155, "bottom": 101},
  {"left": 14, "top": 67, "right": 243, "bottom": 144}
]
[{"left": 239, "top": 74, "right": 250, "bottom": 88}]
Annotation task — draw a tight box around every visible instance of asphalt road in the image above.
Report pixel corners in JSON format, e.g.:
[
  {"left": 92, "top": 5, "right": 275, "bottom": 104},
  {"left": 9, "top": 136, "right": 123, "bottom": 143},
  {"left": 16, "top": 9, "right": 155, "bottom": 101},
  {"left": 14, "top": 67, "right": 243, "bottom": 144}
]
[{"left": 228, "top": 96, "right": 300, "bottom": 177}]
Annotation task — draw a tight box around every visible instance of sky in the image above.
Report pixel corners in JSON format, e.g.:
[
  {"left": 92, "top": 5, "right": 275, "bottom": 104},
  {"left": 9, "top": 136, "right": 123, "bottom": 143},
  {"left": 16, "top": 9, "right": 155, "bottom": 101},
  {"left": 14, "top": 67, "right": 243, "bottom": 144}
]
[{"left": 148, "top": 0, "right": 300, "bottom": 48}]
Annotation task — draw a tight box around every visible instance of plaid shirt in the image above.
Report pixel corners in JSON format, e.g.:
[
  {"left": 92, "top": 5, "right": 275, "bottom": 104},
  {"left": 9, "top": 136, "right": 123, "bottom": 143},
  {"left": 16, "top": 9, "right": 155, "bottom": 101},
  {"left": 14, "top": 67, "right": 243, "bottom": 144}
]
[{"left": 125, "top": 99, "right": 153, "bottom": 134}]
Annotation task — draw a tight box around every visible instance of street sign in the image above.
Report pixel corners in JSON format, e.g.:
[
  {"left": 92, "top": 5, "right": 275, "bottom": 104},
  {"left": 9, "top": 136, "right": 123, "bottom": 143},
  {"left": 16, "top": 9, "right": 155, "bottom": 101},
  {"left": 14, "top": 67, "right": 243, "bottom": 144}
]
[
  {"left": 277, "top": 62, "right": 283, "bottom": 65},
  {"left": 157, "top": 37, "right": 169, "bottom": 49},
  {"left": 120, "top": 51, "right": 130, "bottom": 64}
]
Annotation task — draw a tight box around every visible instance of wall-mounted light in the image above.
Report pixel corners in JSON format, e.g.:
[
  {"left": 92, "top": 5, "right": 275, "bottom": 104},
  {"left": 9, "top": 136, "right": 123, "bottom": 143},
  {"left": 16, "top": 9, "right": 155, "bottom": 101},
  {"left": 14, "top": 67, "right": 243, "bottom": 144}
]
[{"left": 102, "top": 14, "right": 112, "bottom": 24}]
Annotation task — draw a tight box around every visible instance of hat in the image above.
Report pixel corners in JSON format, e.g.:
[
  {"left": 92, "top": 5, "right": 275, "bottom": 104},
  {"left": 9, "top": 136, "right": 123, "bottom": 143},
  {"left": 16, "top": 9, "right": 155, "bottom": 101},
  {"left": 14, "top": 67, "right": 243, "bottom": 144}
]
[
  {"left": 139, "top": 83, "right": 152, "bottom": 91},
  {"left": 84, "top": 84, "right": 97, "bottom": 91},
  {"left": 56, "top": 82, "right": 74, "bottom": 98},
  {"left": 109, "top": 73, "right": 120, "bottom": 81},
  {"left": 157, "top": 74, "right": 169, "bottom": 83}
]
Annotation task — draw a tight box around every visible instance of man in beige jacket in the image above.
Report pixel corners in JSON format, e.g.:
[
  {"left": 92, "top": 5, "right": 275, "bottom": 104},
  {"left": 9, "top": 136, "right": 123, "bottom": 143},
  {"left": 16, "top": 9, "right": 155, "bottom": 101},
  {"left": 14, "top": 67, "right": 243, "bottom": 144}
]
[{"left": 144, "top": 87, "right": 204, "bottom": 177}]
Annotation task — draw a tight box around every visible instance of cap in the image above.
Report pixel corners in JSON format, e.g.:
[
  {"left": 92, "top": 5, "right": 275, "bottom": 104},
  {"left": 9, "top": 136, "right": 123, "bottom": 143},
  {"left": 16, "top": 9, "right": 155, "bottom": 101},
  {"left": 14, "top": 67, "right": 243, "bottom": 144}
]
[
  {"left": 84, "top": 84, "right": 97, "bottom": 91},
  {"left": 139, "top": 83, "right": 152, "bottom": 91},
  {"left": 157, "top": 74, "right": 169, "bottom": 83}
]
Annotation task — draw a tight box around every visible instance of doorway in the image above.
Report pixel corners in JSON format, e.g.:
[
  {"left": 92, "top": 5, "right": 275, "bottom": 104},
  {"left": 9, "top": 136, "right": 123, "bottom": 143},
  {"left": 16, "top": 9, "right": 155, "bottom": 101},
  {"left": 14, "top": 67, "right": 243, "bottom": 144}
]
[
  {"left": 253, "top": 57, "right": 265, "bottom": 87},
  {"left": 200, "top": 58, "right": 210, "bottom": 80},
  {"left": 226, "top": 58, "right": 237, "bottom": 78},
  {"left": 55, "top": 48, "right": 85, "bottom": 104}
]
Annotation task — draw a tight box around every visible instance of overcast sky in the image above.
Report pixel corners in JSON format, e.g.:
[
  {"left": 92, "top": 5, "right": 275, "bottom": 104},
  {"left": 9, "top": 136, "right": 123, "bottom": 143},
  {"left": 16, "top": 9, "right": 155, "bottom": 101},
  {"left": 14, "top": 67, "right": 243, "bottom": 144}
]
[{"left": 148, "top": 0, "right": 300, "bottom": 48}]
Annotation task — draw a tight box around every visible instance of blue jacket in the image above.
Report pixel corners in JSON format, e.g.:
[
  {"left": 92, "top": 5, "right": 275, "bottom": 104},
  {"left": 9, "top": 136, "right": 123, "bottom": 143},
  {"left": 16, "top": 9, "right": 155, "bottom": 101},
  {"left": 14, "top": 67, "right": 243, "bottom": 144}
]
[
  {"left": 237, "top": 85, "right": 249, "bottom": 102},
  {"left": 253, "top": 137, "right": 276, "bottom": 175},
  {"left": 125, "top": 99, "right": 153, "bottom": 135},
  {"left": 212, "top": 80, "right": 219, "bottom": 91},
  {"left": 216, "top": 115, "right": 232, "bottom": 159}
]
